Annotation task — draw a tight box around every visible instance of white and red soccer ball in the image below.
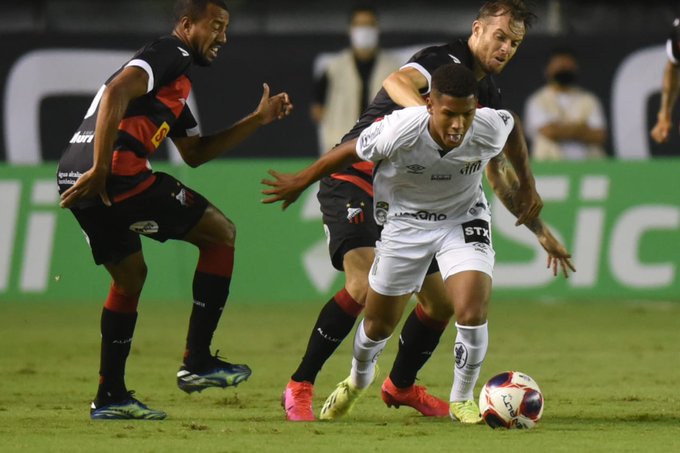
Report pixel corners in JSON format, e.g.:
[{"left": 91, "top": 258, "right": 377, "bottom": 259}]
[{"left": 478, "top": 371, "right": 544, "bottom": 429}]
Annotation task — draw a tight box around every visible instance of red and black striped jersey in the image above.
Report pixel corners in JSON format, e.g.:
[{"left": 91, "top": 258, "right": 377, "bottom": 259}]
[
  {"left": 327, "top": 39, "right": 503, "bottom": 195},
  {"left": 57, "top": 35, "right": 198, "bottom": 206},
  {"left": 666, "top": 18, "right": 680, "bottom": 65}
]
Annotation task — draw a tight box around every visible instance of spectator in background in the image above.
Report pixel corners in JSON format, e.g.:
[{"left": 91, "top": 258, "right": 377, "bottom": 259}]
[
  {"left": 524, "top": 48, "right": 607, "bottom": 160},
  {"left": 310, "top": 4, "right": 401, "bottom": 154},
  {"left": 650, "top": 18, "right": 680, "bottom": 144}
]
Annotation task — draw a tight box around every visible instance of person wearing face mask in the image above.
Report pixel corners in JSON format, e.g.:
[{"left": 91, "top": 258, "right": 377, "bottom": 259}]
[
  {"left": 310, "top": 4, "right": 401, "bottom": 154},
  {"left": 524, "top": 48, "right": 607, "bottom": 160}
]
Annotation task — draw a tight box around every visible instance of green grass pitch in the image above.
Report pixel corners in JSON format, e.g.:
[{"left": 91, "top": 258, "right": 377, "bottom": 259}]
[{"left": 1, "top": 299, "right": 678, "bottom": 452}]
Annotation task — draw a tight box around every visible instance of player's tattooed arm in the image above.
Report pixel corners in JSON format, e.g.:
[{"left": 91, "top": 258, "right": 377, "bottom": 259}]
[
  {"left": 497, "top": 113, "right": 543, "bottom": 225},
  {"left": 486, "top": 152, "right": 575, "bottom": 278}
]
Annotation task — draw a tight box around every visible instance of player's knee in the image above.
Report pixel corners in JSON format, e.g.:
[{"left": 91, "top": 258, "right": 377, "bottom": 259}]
[
  {"left": 114, "top": 263, "right": 147, "bottom": 294},
  {"left": 363, "top": 317, "right": 394, "bottom": 341},
  {"left": 344, "top": 277, "right": 369, "bottom": 305}
]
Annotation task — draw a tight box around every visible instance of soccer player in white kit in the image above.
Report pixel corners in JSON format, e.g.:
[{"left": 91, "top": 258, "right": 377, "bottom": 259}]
[{"left": 263, "top": 63, "right": 574, "bottom": 422}]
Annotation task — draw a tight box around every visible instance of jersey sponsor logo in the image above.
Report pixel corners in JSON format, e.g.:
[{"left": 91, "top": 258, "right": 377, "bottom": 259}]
[
  {"left": 69, "top": 131, "right": 94, "bottom": 144},
  {"left": 462, "top": 219, "right": 491, "bottom": 245},
  {"left": 431, "top": 174, "right": 451, "bottom": 181},
  {"left": 406, "top": 164, "right": 426, "bottom": 174},
  {"left": 448, "top": 54, "right": 461, "bottom": 64},
  {"left": 129, "top": 220, "right": 159, "bottom": 235},
  {"left": 359, "top": 121, "right": 385, "bottom": 149},
  {"left": 497, "top": 110, "right": 511, "bottom": 125},
  {"left": 346, "top": 202, "right": 365, "bottom": 224},
  {"left": 375, "top": 201, "right": 389, "bottom": 224},
  {"left": 151, "top": 122, "right": 170, "bottom": 149},
  {"left": 460, "top": 160, "right": 482, "bottom": 175},
  {"left": 177, "top": 46, "right": 190, "bottom": 57},
  {"left": 395, "top": 210, "right": 447, "bottom": 221}
]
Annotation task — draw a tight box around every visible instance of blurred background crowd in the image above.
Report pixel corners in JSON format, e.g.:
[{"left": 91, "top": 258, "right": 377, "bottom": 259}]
[{"left": 1, "top": 0, "right": 678, "bottom": 161}]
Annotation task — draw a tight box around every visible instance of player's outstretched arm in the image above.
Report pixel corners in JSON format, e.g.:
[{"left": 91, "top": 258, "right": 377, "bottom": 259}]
[
  {"left": 499, "top": 112, "right": 543, "bottom": 226},
  {"left": 486, "top": 154, "right": 575, "bottom": 278},
  {"left": 261, "top": 138, "right": 360, "bottom": 210},
  {"left": 173, "top": 83, "right": 293, "bottom": 167},
  {"left": 651, "top": 61, "right": 680, "bottom": 144},
  {"left": 382, "top": 66, "right": 429, "bottom": 107}
]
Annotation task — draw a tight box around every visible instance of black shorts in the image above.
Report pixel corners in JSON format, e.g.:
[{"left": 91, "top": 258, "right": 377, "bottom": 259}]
[
  {"left": 317, "top": 177, "right": 439, "bottom": 275},
  {"left": 69, "top": 172, "right": 209, "bottom": 265}
]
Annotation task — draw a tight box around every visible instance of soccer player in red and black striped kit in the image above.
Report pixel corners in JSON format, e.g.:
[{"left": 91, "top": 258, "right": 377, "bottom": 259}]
[
  {"left": 264, "top": 1, "right": 571, "bottom": 423},
  {"left": 58, "top": 0, "right": 292, "bottom": 420}
]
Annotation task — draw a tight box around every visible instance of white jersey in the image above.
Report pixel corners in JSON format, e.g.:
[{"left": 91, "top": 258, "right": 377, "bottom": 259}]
[{"left": 356, "top": 105, "right": 514, "bottom": 228}]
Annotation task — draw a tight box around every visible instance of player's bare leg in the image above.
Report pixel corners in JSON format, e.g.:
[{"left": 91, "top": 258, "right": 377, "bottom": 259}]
[
  {"left": 446, "top": 270, "right": 492, "bottom": 424},
  {"left": 283, "top": 247, "right": 372, "bottom": 421},
  {"left": 176, "top": 205, "right": 251, "bottom": 394}
]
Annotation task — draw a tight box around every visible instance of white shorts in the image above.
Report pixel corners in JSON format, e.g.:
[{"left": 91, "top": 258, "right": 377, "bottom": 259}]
[{"left": 369, "top": 218, "right": 495, "bottom": 296}]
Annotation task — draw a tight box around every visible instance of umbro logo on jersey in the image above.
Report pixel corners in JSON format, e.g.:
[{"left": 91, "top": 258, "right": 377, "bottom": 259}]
[
  {"left": 177, "top": 46, "right": 189, "bottom": 57},
  {"left": 448, "top": 54, "right": 461, "bottom": 64},
  {"left": 497, "top": 110, "right": 511, "bottom": 125},
  {"left": 406, "top": 164, "right": 426, "bottom": 174}
]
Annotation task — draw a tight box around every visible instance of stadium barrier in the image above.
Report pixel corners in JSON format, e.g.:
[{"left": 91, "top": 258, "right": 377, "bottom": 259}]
[{"left": 0, "top": 159, "right": 678, "bottom": 304}]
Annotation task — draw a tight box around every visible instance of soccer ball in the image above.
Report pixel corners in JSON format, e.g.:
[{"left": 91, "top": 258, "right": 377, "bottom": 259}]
[{"left": 478, "top": 371, "right": 544, "bottom": 429}]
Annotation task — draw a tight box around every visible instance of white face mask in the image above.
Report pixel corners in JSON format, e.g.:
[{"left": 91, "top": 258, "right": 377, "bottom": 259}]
[{"left": 350, "top": 26, "right": 379, "bottom": 51}]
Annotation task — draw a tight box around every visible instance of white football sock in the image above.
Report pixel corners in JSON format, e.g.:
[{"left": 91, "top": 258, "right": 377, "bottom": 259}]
[
  {"left": 350, "top": 319, "right": 389, "bottom": 389},
  {"left": 450, "top": 321, "right": 488, "bottom": 402}
]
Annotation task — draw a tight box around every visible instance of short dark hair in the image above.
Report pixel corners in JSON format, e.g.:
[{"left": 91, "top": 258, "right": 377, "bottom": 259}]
[
  {"left": 431, "top": 64, "right": 478, "bottom": 99},
  {"left": 349, "top": 3, "right": 378, "bottom": 22},
  {"left": 477, "top": 0, "right": 537, "bottom": 30},
  {"left": 174, "top": 0, "right": 229, "bottom": 22}
]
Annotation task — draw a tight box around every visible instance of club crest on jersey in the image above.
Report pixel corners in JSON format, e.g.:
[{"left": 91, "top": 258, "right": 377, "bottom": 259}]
[
  {"left": 346, "top": 202, "right": 365, "bottom": 224},
  {"left": 375, "top": 201, "right": 389, "bottom": 224},
  {"left": 460, "top": 160, "right": 481, "bottom": 175}
]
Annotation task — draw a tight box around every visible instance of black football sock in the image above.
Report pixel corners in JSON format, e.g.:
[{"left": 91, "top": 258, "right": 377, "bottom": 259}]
[
  {"left": 97, "top": 307, "right": 137, "bottom": 403},
  {"left": 184, "top": 244, "right": 234, "bottom": 370},
  {"left": 185, "top": 271, "right": 231, "bottom": 369},
  {"left": 389, "top": 304, "right": 448, "bottom": 388},
  {"left": 291, "top": 288, "right": 363, "bottom": 384}
]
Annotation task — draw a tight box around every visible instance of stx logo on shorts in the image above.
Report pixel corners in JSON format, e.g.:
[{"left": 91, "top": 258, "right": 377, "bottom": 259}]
[
  {"left": 462, "top": 219, "right": 491, "bottom": 245},
  {"left": 346, "top": 202, "right": 365, "bottom": 224},
  {"left": 151, "top": 122, "right": 170, "bottom": 149}
]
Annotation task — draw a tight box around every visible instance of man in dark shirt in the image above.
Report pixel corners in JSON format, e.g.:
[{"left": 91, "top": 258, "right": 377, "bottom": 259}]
[{"left": 58, "top": 0, "right": 292, "bottom": 420}]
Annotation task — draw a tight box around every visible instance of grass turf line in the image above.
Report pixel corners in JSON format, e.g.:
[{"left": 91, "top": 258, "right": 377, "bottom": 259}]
[{"left": 0, "top": 299, "right": 678, "bottom": 452}]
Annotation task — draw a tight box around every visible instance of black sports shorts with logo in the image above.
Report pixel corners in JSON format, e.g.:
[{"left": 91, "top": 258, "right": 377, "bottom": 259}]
[
  {"left": 67, "top": 172, "right": 208, "bottom": 265},
  {"left": 317, "top": 176, "right": 439, "bottom": 275}
]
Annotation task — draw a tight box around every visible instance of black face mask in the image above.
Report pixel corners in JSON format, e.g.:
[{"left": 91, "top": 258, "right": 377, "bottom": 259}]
[{"left": 552, "top": 70, "right": 577, "bottom": 86}]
